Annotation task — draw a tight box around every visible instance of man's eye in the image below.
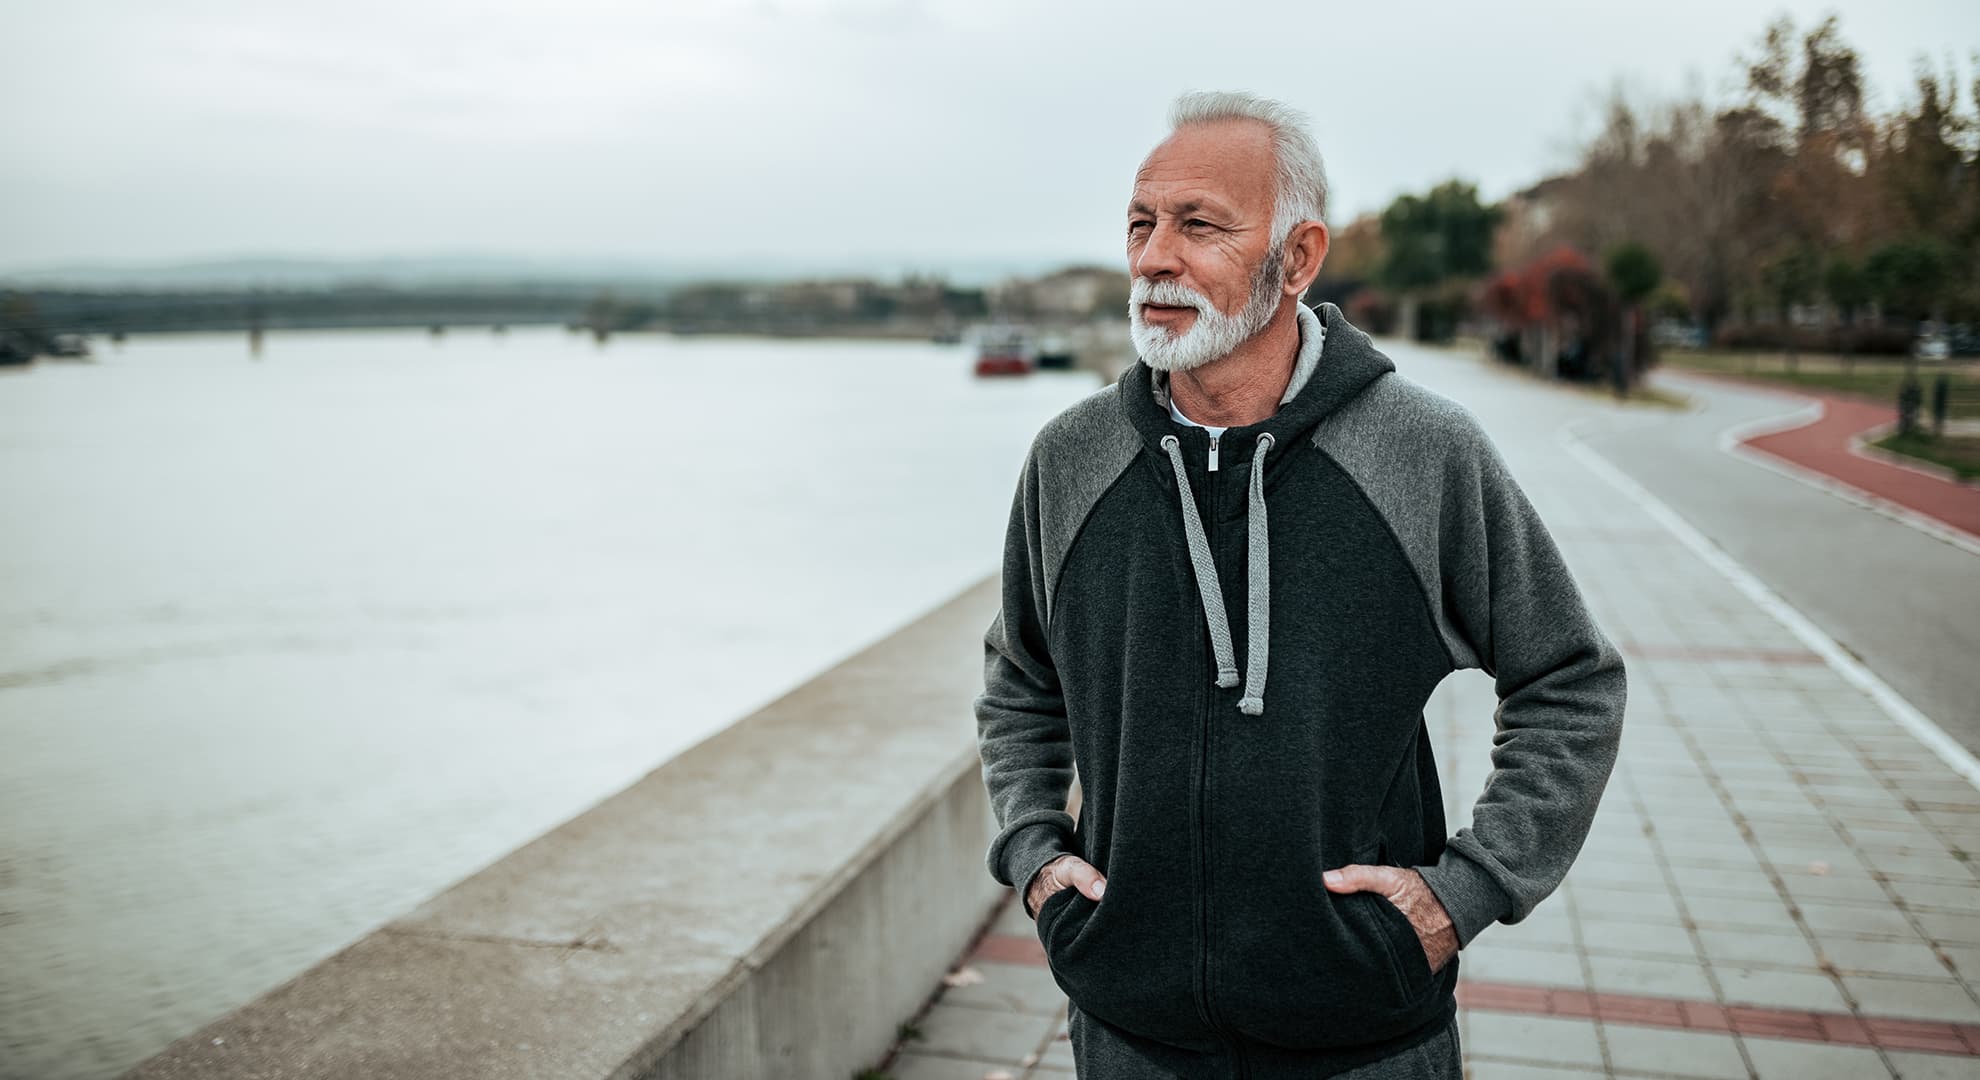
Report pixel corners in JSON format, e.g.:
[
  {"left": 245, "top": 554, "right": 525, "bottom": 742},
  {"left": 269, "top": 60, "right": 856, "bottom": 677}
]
[{"left": 1185, "top": 219, "right": 1209, "bottom": 229}]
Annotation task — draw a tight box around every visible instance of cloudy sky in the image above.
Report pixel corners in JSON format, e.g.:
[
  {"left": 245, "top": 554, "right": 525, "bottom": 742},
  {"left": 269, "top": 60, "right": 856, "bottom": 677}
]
[{"left": 1, "top": 0, "right": 1974, "bottom": 276}]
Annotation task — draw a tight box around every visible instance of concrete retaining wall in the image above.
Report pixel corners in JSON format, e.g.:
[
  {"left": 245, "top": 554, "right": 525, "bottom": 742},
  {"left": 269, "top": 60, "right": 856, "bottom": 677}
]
[{"left": 122, "top": 575, "right": 1014, "bottom": 1080}]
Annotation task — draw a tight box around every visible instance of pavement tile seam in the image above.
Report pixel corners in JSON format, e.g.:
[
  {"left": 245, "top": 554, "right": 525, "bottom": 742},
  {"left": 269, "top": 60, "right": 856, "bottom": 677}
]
[
  {"left": 929, "top": 997, "right": 1056, "bottom": 1019},
  {"left": 1827, "top": 779, "right": 1980, "bottom": 894},
  {"left": 1622, "top": 630, "right": 1980, "bottom": 1042},
  {"left": 1596, "top": 637, "right": 1967, "bottom": 1065},
  {"left": 878, "top": 993, "right": 1067, "bottom": 1079},
  {"left": 1457, "top": 980, "right": 1980, "bottom": 1056},
  {"left": 1553, "top": 625, "right": 1979, "bottom": 1049},
  {"left": 1501, "top": 845, "right": 1616, "bottom": 1069},
  {"left": 1729, "top": 678, "right": 1980, "bottom": 1026},
  {"left": 1595, "top": 746, "right": 1753, "bottom": 1075}
]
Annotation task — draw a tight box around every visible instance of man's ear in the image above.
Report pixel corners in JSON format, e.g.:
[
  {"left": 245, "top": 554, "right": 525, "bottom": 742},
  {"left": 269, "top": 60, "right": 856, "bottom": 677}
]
[{"left": 1282, "top": 220, "right": 1330, "bottom": 297}]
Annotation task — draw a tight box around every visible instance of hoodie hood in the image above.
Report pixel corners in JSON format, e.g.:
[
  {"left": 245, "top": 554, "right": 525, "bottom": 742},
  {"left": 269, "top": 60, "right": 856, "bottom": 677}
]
[{"left": 1117, "top": 301, "right": 1396, "bottom": 717}]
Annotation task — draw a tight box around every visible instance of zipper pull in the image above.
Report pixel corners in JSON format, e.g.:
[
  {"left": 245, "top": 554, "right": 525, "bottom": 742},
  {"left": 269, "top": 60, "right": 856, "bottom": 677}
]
[{"left": 1208, "top": 434, "right": 1220, "bottom": 472}]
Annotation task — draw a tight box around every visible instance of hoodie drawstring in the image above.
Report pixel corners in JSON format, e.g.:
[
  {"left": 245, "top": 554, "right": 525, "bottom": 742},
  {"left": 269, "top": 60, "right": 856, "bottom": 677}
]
[
  {"left": 1159, "top": 431, "right": 1274, "bottom": 716},
  {"left": 1239, "top": 431, "right": 1272, "bottom": 715}
]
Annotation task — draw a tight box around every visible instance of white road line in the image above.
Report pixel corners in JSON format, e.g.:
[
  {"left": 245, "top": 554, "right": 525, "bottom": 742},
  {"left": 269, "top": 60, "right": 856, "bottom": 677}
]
[{"left": 1559, "top": 416, "right": 1980, "bottom": 793}]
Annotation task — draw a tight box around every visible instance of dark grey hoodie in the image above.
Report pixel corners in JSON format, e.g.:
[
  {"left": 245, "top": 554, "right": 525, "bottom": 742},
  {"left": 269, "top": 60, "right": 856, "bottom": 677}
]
[{"left": 973, "top": 301, "right": 1627, "bottom": 1077}]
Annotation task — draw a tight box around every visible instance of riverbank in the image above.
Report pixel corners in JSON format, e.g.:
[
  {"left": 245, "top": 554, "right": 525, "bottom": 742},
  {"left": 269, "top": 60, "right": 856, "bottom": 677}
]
[
  {"left": 0, "top": 327, "right": 1099, "bottom": 1080},
  {"left": 120, "top": 576, "right": 1011, "bottom": 1080}
]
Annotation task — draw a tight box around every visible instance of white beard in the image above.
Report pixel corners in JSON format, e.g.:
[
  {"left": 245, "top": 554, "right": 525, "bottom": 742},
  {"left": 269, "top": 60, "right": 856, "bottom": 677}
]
[{"left": 1128, "top": 245, "right": 1286, "bottom": 373}]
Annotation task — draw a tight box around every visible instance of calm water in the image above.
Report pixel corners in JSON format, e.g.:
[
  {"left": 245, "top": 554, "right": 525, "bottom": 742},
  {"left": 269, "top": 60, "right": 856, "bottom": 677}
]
[{"left": 0, "top": 327, "right": 1100, "bottom": 1080}]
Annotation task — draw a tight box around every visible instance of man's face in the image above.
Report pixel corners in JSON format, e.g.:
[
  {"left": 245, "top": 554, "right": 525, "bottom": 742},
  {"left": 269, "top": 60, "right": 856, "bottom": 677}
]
[{"left": 1126, "top": 119, "right": 1285, "bottom": 372}]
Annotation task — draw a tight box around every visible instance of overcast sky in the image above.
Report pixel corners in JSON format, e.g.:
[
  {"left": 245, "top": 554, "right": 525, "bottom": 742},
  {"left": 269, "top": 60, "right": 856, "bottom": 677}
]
[{"left": 2, "top": 0, "right": 1975, "bottom": 276}]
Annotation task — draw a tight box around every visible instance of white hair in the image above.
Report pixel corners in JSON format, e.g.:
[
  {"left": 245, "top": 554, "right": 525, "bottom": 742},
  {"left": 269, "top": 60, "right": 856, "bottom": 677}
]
[{"left": 1166, "top": 89, "right": 1329, "bottom": 243}]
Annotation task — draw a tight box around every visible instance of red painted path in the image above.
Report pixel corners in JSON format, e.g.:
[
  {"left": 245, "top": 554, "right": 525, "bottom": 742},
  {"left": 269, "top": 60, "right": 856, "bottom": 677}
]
[
  {"left": 1679, "top": 369, "right": 1980, "bottom": 541},
  {"left": 971, "top": 932, "right": 1980, "bottom": 1057}
]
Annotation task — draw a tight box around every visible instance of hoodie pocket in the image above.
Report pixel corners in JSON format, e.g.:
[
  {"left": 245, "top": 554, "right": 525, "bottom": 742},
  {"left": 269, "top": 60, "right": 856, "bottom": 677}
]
[
  {"left": 1032, "top": 882, "right": 1222, "bottom": 1051},
  {"left": 1215, "top": 840, "right": 1441, "bottom": 1050},
  {"left": 1356, "top": 841, "right": 1437, "bottom": 998},
  {"left": 1350, "top": 886, "right": 1432, "bottom": 1005},
  {"left": 1033, "top": 882, "right": 1081, "bottom": 944}
]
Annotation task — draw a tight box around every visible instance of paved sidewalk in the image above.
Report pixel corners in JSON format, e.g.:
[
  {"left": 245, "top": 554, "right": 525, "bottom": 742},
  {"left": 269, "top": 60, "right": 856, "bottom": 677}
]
[{"left": 872, "top": 345, "right": 1980, "bottom": 1080}]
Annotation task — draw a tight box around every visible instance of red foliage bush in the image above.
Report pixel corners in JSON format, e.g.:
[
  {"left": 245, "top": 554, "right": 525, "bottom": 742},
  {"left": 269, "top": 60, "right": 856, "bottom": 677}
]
[{"left": 1479, "top": 246, "right": 1601, "bottom": 328}]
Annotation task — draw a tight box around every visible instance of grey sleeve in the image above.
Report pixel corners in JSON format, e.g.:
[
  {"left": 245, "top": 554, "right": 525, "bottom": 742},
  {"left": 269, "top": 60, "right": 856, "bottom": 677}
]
[
  {"left": 975, "top": 442, "right": 1078, "bottom": 918},
  {"left": 1415, "top": 413, "right": 1629, "bottom": 949}
]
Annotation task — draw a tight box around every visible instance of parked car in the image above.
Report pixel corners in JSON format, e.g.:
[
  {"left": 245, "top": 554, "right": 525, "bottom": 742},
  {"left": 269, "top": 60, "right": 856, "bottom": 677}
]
[
  {"left": 1651, "top": 318, "right": 1705, "bottom": 349},
  {"left": 1946, "top": 322, "right": 1980, "bottom": 357},
  {"left": 1913, "top": 333, "right": 1951, "bottom": 361}
]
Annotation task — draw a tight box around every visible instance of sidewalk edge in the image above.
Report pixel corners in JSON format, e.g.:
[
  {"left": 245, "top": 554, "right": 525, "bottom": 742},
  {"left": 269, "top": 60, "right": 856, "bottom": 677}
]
[{"left": 1846, "top": 421, "right": 1974, "bottom": 488}]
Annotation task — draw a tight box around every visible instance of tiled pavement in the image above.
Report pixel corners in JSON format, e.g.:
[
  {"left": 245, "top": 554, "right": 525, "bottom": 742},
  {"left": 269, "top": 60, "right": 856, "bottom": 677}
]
[{"left": 873, "top": 348, "right": 1980, "bottom": 1080}]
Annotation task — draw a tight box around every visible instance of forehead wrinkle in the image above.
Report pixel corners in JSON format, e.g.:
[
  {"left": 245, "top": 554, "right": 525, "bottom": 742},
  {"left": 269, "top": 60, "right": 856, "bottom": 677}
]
[
  {"left": 1133, "top": 171, "right": 1262, "bottom": 222},
  {"left": 1135, "top": 128, "right": 1276, "bottom": 223},
  {"left": 1134, "top": 162, "right": 1227, "bottom": 186}
]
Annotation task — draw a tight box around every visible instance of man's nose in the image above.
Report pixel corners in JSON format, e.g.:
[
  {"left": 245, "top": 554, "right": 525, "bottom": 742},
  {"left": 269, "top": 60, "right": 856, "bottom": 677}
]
[{"left": 1133, "top": 220, "right": 1183, "bottom": 279}]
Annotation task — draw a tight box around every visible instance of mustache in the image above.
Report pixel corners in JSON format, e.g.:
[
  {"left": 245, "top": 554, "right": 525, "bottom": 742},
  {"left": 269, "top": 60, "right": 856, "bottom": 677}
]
[{"left": 1130, "top": 278, "right": 1210, "bottom": 311}]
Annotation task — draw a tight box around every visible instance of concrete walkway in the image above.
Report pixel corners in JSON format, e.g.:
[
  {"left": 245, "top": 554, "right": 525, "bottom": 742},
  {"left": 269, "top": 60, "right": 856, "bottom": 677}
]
[{"left": 871, "top": 343, "right": 1980, "bottom": 1080}]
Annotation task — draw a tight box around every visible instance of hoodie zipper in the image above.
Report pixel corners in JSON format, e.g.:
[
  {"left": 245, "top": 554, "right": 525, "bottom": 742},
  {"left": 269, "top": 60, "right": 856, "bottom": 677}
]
[{"left": 1194, "top": 453, "right": 1248, "bottom": 1078}]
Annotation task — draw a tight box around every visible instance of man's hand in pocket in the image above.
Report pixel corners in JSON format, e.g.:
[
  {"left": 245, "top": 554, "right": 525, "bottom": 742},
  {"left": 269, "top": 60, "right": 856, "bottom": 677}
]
[
  {"left": 1324, "top": 863, "right": 1458, "bottom": 974},
  {"left": 1026, "top": 853, "right": 1107, "bottom": 919}
]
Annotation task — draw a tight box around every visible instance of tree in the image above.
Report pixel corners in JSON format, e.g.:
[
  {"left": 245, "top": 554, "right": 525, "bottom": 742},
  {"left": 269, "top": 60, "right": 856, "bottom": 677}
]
[
  {"left": 1866, "top": 239, "right": 1951, "bottom": 323},
  {"left": 1823, "top": 257, "right": 1871, "bottom": 367},
  {"left": 1763, "top": 248, "right": 1821, "bottom": 367},
  {"left": 1377, "top": 180, "right": 1502, "bottom": 340},
  {"left": 1312, "top": 213, "right": 1385, "bottom": 285},
  {"left": 1823, "top": 257, "right": 1870, "bottom": 319},
  {"left": 1741, "top": 13, "right": 1866, "bottom": 151},
  {"left": 1606, "top": 243, "right": 1663, "bottom": 305},
  {"left": 1874, "top": 67, "right": 1980, "bottom": 318},
  {"left": 1606, "top": 243, "right": 1661, "bottom": 394},
  {"left": 1535, "top": 86, "right": 1788, "bottom": 339}
]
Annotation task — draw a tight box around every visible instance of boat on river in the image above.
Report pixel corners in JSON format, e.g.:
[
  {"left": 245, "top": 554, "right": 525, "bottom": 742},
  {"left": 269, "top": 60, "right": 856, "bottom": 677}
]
[{"left": 972, "top": 325, "right": 1035, "bottom": 377}]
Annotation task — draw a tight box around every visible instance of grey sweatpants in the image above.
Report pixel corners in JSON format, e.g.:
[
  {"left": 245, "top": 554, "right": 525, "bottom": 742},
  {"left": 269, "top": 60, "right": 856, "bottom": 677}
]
[{"left": 1066, "top": 1002, "right": 1463, "bottom": 1079}]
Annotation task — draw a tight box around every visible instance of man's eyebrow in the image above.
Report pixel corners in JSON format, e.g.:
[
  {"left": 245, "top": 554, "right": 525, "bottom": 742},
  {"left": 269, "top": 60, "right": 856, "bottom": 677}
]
[{"left": 1127, "top": 198, "right": 1227, "bottom": 219}]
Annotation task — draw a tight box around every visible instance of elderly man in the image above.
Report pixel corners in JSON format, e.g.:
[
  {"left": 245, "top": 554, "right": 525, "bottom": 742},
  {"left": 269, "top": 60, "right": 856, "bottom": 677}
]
[{"left": 972, "top": 90, "right": 1628, "bottom": 1078}]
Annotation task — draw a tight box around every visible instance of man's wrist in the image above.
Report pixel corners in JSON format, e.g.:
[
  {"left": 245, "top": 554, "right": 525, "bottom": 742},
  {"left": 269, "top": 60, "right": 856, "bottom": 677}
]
[
  {"left": 997, "top": 819, "right": 1075, "bottom": 892},
  {"left": 1417, "top": 847, "right": 1514, "bottom": 949},
  {"left": 1023, "top": 853, "right": 1073, "bottom": 918}
]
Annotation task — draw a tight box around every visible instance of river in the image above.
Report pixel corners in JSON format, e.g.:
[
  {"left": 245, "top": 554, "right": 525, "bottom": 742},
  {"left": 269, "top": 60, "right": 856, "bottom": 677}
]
[{"left": 0, "top": 326, "right": 1102, "bottom": 1080}]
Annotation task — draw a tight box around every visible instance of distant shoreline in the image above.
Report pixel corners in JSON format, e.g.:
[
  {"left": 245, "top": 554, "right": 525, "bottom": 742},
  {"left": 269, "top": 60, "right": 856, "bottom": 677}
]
[{"left": 81, "top": 318, "right": 1136, "bottom": 350}]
